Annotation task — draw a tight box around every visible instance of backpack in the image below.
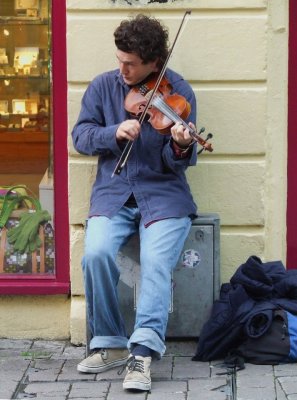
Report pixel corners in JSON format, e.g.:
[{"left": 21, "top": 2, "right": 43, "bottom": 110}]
[{"left": 235, "top": 309, "right": 297, "bottom": 365}]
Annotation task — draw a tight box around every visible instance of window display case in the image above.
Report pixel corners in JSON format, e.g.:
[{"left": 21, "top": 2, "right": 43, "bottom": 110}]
[
  {"left": 0, "top": 0, "right": 50, "bottom": 174},
  {"left": 0, "top": 0, "right": 69, "bottom": 292},
  {"left": 0, "top": 0, "right": 69, "bottom": 293}
]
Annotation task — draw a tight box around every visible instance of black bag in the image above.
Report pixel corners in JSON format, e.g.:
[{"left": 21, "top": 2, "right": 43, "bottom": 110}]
[{"left": 235, "top": 309, "right": 297, "bottom": 365}]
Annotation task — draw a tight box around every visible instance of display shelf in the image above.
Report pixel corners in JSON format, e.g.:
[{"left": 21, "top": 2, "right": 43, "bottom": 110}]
[
  {"left": 0, "top": 0, "right": 50, "bottom": 175},
  {"left": 0, "top": 130, "right": 49, "bottom": 174},
  {"left": 0, "top": 131, "right": 48, "bottom": 141},
  {"left": 0, "top": 17, "right": 49, "bottom": 25},
  {"left": 0, "top": 74, "right": 49, "bottom": 79},
  {"left": 0, "top": 113, "right": 48, "bottom": 118}
]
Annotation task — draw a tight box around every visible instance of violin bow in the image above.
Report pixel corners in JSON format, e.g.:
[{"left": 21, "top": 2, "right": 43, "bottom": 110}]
[{"left": 112, "top": 10, "right": 192, "bottom": 177}]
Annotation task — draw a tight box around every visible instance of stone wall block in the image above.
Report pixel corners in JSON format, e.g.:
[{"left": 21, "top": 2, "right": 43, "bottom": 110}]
[
  {"left": 0, "top": 296, "right": 70, "bottom": 339},
  {"left": 67, "top": 15, "right": 267, "bottom": 82},
  {"left": 68, "top": 85, "right": 87, "bottom": 156},
  {"left": 187, "top": 162, "right": 265, "bottom": 225},
  {"left": 70, "top": 226, "right": 85, "bottom": 296},
  {"left": 220, "top": 232, "right": 265, "bottom": 282},
  {"left": 67, "top": 0, "right": 266, "bottom": 11},
  {"left": 70, "top": 296, "right": 86, "bottom": 345},
  {"left": 197, "top": 88, "right": 266, "bottom": 154},
  {"left": 68, "top": 160, "right": 97, "bottom": 225}
]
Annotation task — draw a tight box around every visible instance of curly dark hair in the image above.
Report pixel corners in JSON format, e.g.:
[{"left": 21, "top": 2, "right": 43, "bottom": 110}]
[{"left": 114, "top": 14, "right": 169, "bottom": 69}]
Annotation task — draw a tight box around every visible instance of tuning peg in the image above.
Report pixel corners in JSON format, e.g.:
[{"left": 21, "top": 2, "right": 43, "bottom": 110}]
[{"left": 196, "top": 132, "right": 214, "bottom": 155}]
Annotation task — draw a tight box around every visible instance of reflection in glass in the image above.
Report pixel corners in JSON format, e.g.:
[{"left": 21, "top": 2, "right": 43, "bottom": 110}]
[{"left": 0, "top": 0, "right": 55, "bottom": 276}]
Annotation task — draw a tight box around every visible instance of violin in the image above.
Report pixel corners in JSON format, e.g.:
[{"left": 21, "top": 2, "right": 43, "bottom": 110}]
[
  {"left": 112, "top": 10, "right": 213, "bottom": 177},
  {"left": 124, "top": 74, "right": 213, "bottom": 152}
]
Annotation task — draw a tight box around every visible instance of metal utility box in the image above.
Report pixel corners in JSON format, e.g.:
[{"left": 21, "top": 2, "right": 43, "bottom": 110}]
[{"left": 117, "top": 213, "right": 220, "bottom": 338}]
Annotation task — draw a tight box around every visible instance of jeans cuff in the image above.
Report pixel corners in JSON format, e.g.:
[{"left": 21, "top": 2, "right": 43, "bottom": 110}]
[
  {"left": 90, "top": 335, "right": 128, "bottom": 350},
  {"left": 128, "top": 327, "right": 166, "bottom": 359}
]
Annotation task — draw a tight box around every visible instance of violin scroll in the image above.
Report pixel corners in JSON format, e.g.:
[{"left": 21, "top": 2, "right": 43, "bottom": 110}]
[{"left": 194, "top": 127, "right": 213, "bottom": 153}]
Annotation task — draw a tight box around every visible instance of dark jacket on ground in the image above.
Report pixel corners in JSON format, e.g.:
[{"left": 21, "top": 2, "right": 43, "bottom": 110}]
[{"left": 193, "top": 255, "right": 297, "bottom": 361}]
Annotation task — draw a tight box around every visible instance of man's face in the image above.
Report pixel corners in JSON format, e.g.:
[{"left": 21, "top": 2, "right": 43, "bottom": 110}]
[{"left": 116, "top": 49, "right": 159, "bottom": 86}]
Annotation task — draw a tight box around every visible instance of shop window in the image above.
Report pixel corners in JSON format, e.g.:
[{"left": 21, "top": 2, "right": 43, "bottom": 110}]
[{"left": 0, "top": 0, "right": 69, "bottom": 293}]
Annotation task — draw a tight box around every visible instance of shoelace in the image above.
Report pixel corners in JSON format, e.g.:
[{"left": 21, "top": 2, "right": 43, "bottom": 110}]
[
  {"left": 118, "top": 355, "right": 144, "bottom": 375},
  {"left": 100, "top": 349, "right": 108, "bottom": 359},
  {"left": 89, "top": 349, "right": 107, "bottom": 359}
]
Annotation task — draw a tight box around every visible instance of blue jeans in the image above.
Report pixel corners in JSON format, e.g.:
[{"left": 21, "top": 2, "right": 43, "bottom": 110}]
[{"left": 82, "top": 207, "right": 191, "bottom": 359}]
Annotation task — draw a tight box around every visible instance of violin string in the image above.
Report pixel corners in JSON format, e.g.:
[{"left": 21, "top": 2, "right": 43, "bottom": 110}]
[
  {"left": 152, "top": 95, "right": 208, "bottom": 145},
  {"left": 152, "top": 95, "right": 197, "bottom": 137}
]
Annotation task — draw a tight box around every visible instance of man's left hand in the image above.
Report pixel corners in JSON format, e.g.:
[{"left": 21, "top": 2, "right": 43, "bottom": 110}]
[{"left": 170, "top": 122, "right": 195, "bottom": 148}]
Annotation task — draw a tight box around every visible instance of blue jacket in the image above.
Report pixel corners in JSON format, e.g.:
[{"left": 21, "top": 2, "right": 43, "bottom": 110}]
[
  {"left": 71, "top": 68, "right": 198, "bottom": 226},
  {"left": 193, "top": 256, "right": 297, "bottom": 361}
]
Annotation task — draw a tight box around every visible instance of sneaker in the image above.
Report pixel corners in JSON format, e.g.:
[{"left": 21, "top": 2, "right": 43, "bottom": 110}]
[
  {"left": 77, "top": 348, "right": 129, "bottom": 373},
  {"left": 123, "top": 355, "right": 152, "bottom": 391}
]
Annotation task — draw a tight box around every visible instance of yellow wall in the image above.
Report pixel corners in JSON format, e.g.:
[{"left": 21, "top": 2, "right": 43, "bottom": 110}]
[
  {"left": 0, "top": 295, "right": 70, "bottom": 339},
  {"left": 67, "top": 0, "right": 288, "bottom": 344},
  {"left": 1, "top": 0, "right": 287, "bottom": 342}
]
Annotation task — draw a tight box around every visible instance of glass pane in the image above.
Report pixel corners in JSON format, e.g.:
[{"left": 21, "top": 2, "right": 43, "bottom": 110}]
[{"left": 0, "top": 0, "right": 55, "bottom": 276}]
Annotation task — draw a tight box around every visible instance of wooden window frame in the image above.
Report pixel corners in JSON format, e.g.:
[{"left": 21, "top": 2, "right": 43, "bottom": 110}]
[
  {"left": 0, "top": 0, "right": 70, "bottom": 294},
  {"left": 287, "top": 0, "right": 297, "bottom": 269}
]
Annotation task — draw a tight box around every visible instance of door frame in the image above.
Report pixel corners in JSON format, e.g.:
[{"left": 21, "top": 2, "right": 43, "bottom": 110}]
[
  {"left": 0, "top": 0, "right": 69, "bottom": 294},
  {"left": 286, "top": 0, "right": 297, "bottom": 269}
]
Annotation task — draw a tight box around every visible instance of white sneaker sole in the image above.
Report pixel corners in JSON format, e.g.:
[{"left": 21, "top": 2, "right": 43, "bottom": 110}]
[
  {"left": 77, "top": 357, "right": 127, "bottom": 373},
  {"left": 123, "top": 380, "right": 151, "bottom": 391}
]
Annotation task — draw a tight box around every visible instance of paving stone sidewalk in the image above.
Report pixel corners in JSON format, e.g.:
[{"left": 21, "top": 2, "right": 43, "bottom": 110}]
[{"left": 0, "top": 339, "right": 296, "bottom": 399}]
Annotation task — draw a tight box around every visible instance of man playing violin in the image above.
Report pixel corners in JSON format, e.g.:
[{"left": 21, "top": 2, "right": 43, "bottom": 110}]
[{"left": 72, "top": 14, "right": 198, "bottom": 392}]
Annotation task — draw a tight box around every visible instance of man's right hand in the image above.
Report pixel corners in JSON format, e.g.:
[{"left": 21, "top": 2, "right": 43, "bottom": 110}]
[{"left": 116, "top": 119, "right": 141, "bottom": 141}]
